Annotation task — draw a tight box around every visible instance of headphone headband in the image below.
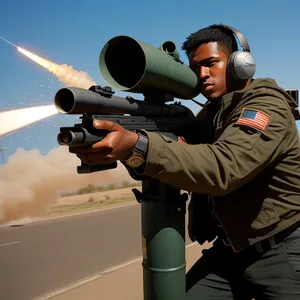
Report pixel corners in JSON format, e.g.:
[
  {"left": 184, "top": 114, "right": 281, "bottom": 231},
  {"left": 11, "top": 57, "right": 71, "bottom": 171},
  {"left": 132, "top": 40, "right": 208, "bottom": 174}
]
[{"left": 222, "top": 25, "right": 251, "bottom": 52}]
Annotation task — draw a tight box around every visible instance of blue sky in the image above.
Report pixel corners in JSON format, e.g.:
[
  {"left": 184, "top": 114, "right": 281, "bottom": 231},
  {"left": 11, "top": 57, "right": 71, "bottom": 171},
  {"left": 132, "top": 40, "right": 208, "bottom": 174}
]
[{"left": 0, "top": 0, "right": 299, "bottom": 162}]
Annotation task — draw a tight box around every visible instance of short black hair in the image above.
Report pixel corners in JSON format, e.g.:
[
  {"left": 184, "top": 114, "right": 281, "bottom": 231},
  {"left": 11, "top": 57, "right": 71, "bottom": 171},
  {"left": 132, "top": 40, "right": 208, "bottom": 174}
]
[{"left": 182, "top": 24, "right": 238, "bottom": 57}]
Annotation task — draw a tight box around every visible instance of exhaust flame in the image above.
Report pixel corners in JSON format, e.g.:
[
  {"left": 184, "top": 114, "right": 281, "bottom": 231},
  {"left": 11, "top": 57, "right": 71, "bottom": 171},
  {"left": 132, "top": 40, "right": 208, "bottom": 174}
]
[
  {"left": 0, "top": 105, "right": 58, "bottom": 136},
  {"left": 18, "top": 47, "right": 96, "bottom": 89}
]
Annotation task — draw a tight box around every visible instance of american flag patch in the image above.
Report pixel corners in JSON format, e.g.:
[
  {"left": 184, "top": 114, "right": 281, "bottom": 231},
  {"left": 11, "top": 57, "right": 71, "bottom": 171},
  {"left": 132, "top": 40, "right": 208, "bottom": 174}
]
[{"left": 236, "top": 108, "right": 271, "bottom": 131}]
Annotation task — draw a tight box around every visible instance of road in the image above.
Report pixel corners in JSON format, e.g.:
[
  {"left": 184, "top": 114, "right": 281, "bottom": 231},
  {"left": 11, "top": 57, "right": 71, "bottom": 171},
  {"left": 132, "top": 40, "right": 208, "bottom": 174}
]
[
  {"left": 0, "top": 203, "right": 191, "bottom": 300},
  {"left": 0, "top": 204, "right": 143, "bottom": 300}
]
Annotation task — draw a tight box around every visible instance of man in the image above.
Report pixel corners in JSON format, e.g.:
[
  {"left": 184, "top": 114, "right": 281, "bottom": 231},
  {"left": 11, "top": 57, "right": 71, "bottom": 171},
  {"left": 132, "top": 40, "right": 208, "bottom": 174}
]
[{"left": 71, "top": 24, "right": 300, "bottom": 298}]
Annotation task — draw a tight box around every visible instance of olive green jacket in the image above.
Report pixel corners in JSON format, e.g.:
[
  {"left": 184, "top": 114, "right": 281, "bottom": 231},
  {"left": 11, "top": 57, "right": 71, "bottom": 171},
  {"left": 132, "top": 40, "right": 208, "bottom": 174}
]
[{"left": 141, "top": 78, "right": 300, "bottom": 252}]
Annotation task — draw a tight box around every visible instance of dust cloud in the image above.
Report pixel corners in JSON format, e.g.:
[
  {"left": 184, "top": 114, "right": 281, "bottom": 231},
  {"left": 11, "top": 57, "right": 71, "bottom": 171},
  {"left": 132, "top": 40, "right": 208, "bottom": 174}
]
[{"left": 0, "top": 146, "right": 136, "bottom": 225}]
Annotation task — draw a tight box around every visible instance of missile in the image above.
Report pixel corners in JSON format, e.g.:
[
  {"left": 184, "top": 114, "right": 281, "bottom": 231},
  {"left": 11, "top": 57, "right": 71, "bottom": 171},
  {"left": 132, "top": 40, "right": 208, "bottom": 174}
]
[{"left": 0, "top": 36, "right": 18, "bottom": 49}]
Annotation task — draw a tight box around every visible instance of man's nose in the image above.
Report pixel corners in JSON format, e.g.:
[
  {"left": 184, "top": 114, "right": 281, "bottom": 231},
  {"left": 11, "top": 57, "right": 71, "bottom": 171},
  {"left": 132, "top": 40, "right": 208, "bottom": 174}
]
[{"left": 199, "top": 66, "right": 210, "bottom": 80}]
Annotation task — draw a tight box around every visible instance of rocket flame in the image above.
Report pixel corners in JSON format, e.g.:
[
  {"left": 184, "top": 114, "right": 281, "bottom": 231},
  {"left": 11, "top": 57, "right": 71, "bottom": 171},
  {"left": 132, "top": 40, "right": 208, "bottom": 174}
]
[
  {"left": 17, "top": 47, "right": 96, "bottom": 89},
  {"left": 0, "top": 105, "right": 58, "bottom": 136}
]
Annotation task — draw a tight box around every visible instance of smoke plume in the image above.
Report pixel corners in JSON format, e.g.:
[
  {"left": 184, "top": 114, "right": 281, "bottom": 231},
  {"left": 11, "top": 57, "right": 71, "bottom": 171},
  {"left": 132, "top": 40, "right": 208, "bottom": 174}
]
[{"left": 0, "top": 146, "right": 136, "bottom": 225}]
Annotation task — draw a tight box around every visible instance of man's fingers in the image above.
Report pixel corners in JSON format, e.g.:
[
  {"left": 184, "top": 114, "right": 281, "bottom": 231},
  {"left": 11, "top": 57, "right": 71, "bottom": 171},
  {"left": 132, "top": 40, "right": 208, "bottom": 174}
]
[
  {"left": 178, "top": 136, "right": 186, "bottom": 144},
  {"left": 77, "top": 154, "right": 114, "bottom": 165},
  {"left": 76, "top": 150, "right": 111, "bottom": 160},
  {"left": 93, "top": 120, "right": 120, "bottom": 131},
  {"left": 69, "top": 147, "right": 101, "bottom": 154},
  {"left": 92, "top": 120, "right": 121, "bottom": 149}
]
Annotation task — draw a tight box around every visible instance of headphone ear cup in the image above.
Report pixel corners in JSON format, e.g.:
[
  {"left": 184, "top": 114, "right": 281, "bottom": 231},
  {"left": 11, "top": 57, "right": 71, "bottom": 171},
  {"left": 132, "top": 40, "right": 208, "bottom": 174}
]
[
  {"left": 227, "top": 51, "right": 239, "bottom": 81},
  {"left": 227, "top": 51, "right": 256, "bottom": 81}
]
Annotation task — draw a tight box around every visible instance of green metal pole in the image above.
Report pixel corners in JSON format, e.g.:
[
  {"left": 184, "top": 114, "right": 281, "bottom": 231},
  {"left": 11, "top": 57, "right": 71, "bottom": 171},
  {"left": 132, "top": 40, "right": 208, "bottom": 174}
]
[{"left": 133, "top": 178, "right": 187, "bottom": 300}]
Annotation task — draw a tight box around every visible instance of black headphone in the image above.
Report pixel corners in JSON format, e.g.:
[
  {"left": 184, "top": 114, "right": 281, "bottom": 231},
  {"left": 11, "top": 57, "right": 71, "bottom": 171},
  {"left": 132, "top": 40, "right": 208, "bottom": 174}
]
[{"left": 222, "top": 25, "right": 256, "bottom": 81}]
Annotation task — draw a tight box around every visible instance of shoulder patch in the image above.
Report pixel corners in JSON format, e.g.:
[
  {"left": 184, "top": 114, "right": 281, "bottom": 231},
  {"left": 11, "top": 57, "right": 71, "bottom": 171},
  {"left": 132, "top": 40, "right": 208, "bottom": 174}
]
[{"left": 236, "top": 108, "right": 271, "bottom": 131}]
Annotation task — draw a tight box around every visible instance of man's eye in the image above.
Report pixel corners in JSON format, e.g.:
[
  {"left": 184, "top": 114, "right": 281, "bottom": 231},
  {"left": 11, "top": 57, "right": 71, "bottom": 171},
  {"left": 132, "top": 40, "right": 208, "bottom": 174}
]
[{"left": 206, "top": 61, "right": 216, "bottom": 67}]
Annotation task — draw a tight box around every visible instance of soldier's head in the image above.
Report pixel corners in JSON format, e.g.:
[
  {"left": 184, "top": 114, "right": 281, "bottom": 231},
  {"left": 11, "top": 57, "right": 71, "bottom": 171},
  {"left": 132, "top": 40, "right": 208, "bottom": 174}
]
[{"left": 182, "top": 24, "right": 254, "bottom": 101}]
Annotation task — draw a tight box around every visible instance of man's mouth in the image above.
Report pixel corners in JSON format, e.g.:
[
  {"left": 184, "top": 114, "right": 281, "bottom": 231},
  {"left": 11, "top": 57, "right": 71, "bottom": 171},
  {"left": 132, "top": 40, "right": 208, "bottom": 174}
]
[{"left": 202, "top": 83, "right": 214, "bottom": 91}]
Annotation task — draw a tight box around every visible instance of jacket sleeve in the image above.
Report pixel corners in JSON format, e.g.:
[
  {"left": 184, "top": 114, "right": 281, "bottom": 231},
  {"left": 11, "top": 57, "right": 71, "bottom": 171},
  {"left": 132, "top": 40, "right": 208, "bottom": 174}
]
[{"left": 142, "top": 94, "right": 292, "bottom": 195}]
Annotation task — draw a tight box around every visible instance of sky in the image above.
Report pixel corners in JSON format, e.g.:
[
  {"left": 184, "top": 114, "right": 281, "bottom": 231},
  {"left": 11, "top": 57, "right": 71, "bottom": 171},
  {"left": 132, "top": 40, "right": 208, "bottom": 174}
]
[{"left": 0, "top": 0, "right": 299, "bottom": 163}]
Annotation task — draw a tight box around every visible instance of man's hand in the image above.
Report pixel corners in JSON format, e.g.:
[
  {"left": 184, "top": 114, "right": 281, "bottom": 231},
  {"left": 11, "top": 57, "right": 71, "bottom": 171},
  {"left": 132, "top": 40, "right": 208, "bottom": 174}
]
[
  {"left": 69, "top": 120, "right": 139, "bottom": 166},
  {"left": 178, "top": 136, "right": 186, "bottom": 144}
]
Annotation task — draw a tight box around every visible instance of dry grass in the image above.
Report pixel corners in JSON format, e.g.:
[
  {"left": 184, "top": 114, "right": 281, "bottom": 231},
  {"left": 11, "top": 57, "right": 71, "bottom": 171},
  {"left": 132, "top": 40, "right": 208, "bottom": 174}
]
[{"left": 48, "top": 187, "right": 140, "bottom": 217}]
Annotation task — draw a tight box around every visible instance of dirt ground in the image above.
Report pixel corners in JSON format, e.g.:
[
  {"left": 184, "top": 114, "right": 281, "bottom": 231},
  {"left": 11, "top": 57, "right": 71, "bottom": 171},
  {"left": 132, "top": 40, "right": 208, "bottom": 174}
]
[
  {"left": 48, "top": 186, "right": 140, "bottom": 216},
  {"left": 55, "top": 187, "right": 139, "bottom": 206}
]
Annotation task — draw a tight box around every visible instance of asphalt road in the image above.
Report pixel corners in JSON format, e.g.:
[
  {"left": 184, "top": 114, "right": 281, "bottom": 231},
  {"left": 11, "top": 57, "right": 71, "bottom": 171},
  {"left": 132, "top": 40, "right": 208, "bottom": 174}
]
[
  {"left": 0, "top": 203, "right": 191, "bottom": 300},
  {"left": 0, "top": 204, "right": 143, "bottom": 300}
]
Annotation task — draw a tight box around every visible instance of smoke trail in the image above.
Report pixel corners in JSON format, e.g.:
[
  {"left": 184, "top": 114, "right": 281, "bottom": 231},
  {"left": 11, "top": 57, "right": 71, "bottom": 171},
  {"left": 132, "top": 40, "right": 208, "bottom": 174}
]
[
  {"left": 0, "top": 146, "right": 136, "bottom": 225},
  {"left": 18, "top": 47, "right": 96, "bottom": 89}
]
